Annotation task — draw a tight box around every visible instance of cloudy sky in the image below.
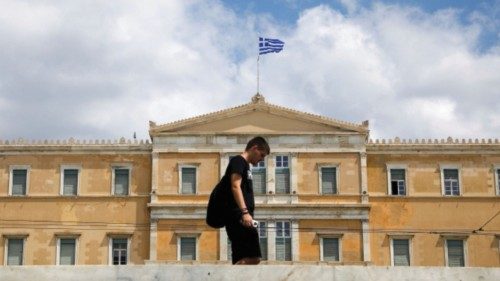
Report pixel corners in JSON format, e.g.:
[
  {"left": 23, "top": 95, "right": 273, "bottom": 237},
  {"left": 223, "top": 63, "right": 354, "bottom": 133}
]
[{"left": 0, "top": 0, "right": 498, "bottom": 141}]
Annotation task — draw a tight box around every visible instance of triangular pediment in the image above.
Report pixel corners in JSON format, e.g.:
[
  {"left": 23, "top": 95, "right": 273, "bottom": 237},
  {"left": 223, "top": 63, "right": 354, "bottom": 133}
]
[{"left": 149, "top": 94, "right": 368, "bottom": 136}]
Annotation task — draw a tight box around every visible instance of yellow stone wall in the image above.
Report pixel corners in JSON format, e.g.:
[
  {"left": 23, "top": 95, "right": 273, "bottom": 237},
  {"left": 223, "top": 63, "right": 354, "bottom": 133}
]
[
  {"left": 156, "top": 153, "right": 220, "bottom": 196},
  {"left": 0, "top": 154, "right": 151, "bottom": 196},
  {"left": 367, "top": 154, "right": 500, "bottom": 196},
  {"left": 298, "top": 220, "right": 363, "bottom": 263},
  {"left": 0, "top": 153, "right": 151, "bottom": 265},
  {"left": 367, "top": 153, "right": 500, "bottom": 267},
  {"left": 156, "top": 220, "right": 219, "bottom": 261},
  {"left": 297, "top": 153, "right": 360, "bottom": 195}
]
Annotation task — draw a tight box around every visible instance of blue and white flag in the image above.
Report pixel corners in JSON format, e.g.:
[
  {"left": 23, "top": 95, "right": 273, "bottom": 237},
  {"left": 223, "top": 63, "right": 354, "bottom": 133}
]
[{"left": 259, "top": 37, "right": 285, "bottom": 55}]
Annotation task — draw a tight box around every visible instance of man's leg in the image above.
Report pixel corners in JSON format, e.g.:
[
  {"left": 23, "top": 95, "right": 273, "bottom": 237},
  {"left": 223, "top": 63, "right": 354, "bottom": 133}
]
[{"left": 235, "top": 257, "right": 261, "bottom": 265}]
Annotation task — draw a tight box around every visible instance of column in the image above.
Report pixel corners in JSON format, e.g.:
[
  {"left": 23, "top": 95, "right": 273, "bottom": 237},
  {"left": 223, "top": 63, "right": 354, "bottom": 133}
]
[
  {"left": 151, "top": 152, "right": 159, "bottom": 202},
  {"left": 149, "top": 219, "right": 158, "bottom": 261},
  {"left": 290, "top": 153, "right": 299, "bottom": 203},
  {"left": 219, "top": 228, "right": 228, "bottom": 261},
  {"left": 359, "top": 152, "right": 368, "bottom": 204},
  {"left": 220, "top": 153, "right": 229, "bottom": 180},
  {"left": 267, "top": 154, "right": 276, "bottom": 195},
  {"left": 291, "top": 220, "right": 299, "bottom": 262},
  {"left": 267, "top": 220, "right": 276, "bottom": 261},
  {"left": 362, "top": 219, "right": 371, "bottom": 263}
]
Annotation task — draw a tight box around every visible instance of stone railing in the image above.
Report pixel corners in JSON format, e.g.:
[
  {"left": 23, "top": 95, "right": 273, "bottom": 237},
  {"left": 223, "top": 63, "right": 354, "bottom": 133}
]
[
  {"left": 368, "top": 137, "right": 499, "bottom": 145},
  {"left": 0, "top": 137, "right": 150, "bottom": 146}
]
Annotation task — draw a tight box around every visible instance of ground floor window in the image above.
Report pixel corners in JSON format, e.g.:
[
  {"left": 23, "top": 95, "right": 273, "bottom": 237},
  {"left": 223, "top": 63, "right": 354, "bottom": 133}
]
[
  {"left": 321, "top": 237, "right": 340, "bottom": 262},
  {"left": 446, "top": 239, "right": 465, "bottom": 267},
  {"left": 6, "top": 238, "right": 24, "bottom": 265},
  {"left": 111, "top": 238, "right": 128, "bottom": 265},
  {"left": 179, "top": 237, "right": 197, "bottom": 261},
  {"left": 58, "top": 238, "right": 77, "bottom": 265}
]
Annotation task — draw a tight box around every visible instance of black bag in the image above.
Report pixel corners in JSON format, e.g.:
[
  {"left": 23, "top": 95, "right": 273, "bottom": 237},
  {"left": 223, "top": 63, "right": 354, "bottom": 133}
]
[{"left": 206, "top": 183, "right": 226, "bottom": 228}]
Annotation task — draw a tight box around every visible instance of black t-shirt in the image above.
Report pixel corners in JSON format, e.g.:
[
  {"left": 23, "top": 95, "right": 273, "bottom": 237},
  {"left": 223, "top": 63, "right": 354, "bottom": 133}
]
[{"left": 221, "top": 155, "right": 255, "bottom": 220}]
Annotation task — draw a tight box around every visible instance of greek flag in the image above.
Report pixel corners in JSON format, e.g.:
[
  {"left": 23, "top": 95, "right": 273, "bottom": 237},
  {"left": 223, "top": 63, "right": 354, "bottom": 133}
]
[{"left": 259, "top": 37, "right": 284, "bottom": 55}]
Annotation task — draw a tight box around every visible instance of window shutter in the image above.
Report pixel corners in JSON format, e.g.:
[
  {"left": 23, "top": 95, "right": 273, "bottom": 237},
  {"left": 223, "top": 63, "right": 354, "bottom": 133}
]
[
  {"left": 114, "top": 169, "right": 129, "bottom": 195},
  {"left": 63, "top": 169, "right": 78, "bottom": 195},
  {"left": 497, "top": 169, "right": 500, "bottom": 193},
  {"left": 447, "top": 240, "right": 464, "bottom": 267},
  {"left": 391, "top": 169, "right": 405, "bottom": 180},
  {"left": 252, "top": 169, "right": 266, "bottom": 194},
  {"left": 276, "top": 238, "right": 286, "bottom": 261},
  {"left": 180, "top": 237, "right": 196, "bottom": 260},
  {"left": 260, "top": 238, "right": 268, "bottom": 260},
  {"left": 275, "top": 169, "right": 290, "bottom": 194},
  {"left": 181, "top": 168, "right": 196, "bottom": 194},
  {"left": 321, "top": 168, "right": 337, "bottom": 194},
  {"left": 59, "top": 239, "right": 76, "bottom": 265},
  {"left": 12, "top": 170, "right": 27, "bottom": 195},
  {"left": 112, "top": 238, "right": 128, "bottom": 265},
  {"left": 7, "top": 239, "right": 23, "bottom": 265},
  {"left": 444, "top": 169, "right": 459, "bottom": 195},
  {"left": 276, "top": 221, "right": 291, "bottom": 261},
  {"left": 393, "top": 239, "right": 410, "bottom": 266},
  {"left": 258, "top": 222, "right": 267, "bottom": 260},
  {"left": 284, "top": 238, "right": 292, "bottom": 261},
  {"left": 390, "top": 169, "right": 406, "bottom": 195},
  {"left": 323, "top": 238, "right": 339, "bottom": 261}
]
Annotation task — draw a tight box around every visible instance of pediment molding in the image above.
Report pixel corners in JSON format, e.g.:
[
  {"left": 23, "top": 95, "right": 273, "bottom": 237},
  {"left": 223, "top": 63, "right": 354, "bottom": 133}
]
[{"left": 150, "top": 94, "right": 369, "bottom": 136}]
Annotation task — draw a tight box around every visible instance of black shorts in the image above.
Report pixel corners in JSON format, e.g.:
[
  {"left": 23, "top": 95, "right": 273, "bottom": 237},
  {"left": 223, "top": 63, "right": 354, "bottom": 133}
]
[{"left": 225, "top": 220, "right": 261, "bottom": 264}]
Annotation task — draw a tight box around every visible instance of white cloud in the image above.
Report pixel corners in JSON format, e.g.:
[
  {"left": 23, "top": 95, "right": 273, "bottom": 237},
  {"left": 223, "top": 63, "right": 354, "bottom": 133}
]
[
  {"left": 339, "top": 0, "right": 359, "bottom": 14},
  {"left": 252, "top": 4, "right": 499, "bottom": 139},
  {"left": 0, "top": 1, "right": 498, "bottom": 140}
]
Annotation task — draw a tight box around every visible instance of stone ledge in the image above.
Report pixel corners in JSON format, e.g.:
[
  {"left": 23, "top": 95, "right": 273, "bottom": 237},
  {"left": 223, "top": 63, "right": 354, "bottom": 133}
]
[{"left": 0, "top": 265, "right": 498, "bottom": 281}]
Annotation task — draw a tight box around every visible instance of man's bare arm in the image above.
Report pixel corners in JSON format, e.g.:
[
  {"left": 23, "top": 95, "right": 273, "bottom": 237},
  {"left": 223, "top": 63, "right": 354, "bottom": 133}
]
[{"left": 230, "top": 173, "right": 253, "bottom": 227}]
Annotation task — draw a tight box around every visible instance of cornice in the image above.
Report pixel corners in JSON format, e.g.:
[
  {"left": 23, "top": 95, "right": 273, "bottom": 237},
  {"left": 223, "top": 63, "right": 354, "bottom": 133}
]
[
  {"left": 367, "top": 137, "right": 499, "bottom": 153},
  {"left": 0, "top": 138, "right": 152, "bottom": 153},
  {"left": 149, "top": 94, "right": 368, "bottom": 136}
]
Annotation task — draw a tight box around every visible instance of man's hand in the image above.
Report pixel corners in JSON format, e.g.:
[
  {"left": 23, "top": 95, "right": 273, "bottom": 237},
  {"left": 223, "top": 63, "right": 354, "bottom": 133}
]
[{"left": 241, "top": 213, "right": 254, "bottom": 228}]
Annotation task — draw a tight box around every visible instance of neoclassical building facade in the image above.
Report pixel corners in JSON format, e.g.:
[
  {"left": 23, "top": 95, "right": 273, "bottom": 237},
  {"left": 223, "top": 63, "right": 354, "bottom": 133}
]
[{"left": 1, "top": 94, "right": 499, "bottom": 267}]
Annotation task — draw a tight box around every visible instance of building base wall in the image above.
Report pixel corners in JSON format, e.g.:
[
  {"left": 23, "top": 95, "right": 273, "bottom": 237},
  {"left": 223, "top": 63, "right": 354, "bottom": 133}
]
[{"left": 0, "top": 265, "right": 499, "bottom": 281}]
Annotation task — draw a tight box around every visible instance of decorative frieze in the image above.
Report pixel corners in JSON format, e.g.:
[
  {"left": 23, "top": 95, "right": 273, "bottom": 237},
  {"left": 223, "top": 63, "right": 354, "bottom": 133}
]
[
  {"left": 152, "top": 134, "right": 366, "bottom": 153},
  {"left": 149, "top": 204, "right": 370, "bottom": 220}
]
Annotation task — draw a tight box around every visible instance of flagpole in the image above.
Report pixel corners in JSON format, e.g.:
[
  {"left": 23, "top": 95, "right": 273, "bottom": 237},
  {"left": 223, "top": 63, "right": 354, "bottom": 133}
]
[{"left": 257, "top": 54, "right": 260, "bottom": 94}]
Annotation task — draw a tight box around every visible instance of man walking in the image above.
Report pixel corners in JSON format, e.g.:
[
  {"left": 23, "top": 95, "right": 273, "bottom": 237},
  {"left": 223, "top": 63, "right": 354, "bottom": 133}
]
[{"left": 223, "top": 136, "right": 270, "bottom": 264}]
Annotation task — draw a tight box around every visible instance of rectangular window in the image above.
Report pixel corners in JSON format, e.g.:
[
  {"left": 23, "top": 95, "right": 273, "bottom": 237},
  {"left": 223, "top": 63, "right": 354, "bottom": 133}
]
[
  {"left": 11, "top": 169, "right": 27, "bottom": 196},
  {"left": 275, "top": 221, "right": 291, "bottom": 261},
  {"left": 6, "top": 238, "right": 24, "bottom": 265},
  {"left": 252, "top": 161, "right": 266, "bottom": 194},
  {"left": 322, "top": 238, "right": 340, "bottom": 262},
  {"left": 181, "top": 167, "right": 196, "bottom": 194},
  {"left": 390, "top": 169, "right": 406, "bottom": 196},
  {"left": 258, "top": 221, "right": 268, "bottom": 260},
  {"left": 112, "top": 238, "right": 128, "bottom": 265},
  {"left": 180, "top": 237, "right": 196, "bottom": 261},
  {"left": 58, "top": 238, "right": 76, "bottom": 265},
  {"left": 447, "top": 239, "right": 465, "bottom": 267},
  {"left": 321, "top": 167, "right": 337, "bottom": 194},
  {"left": 62, "top": 169, "right": 79, "bottom": 196},
  {"left": 392, "top": 239, "right": 410, "bottom": 266},
  {"left": 496, "top": 169, "right": 500, "bottom": 195},
  {"left": 275, "top": 156, "right": 290, "bottom": 194},
  {"left": 113, "top": 168, "right": 130, "bottom": 196},
  {"left": 443, "top": 169, "right": 460, "bottom": 196}
]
